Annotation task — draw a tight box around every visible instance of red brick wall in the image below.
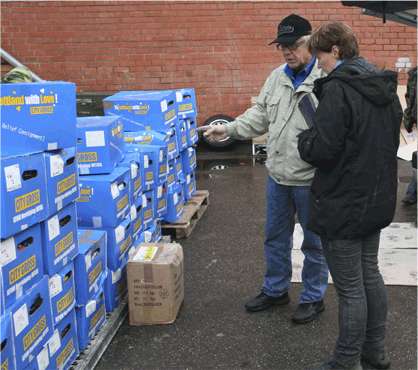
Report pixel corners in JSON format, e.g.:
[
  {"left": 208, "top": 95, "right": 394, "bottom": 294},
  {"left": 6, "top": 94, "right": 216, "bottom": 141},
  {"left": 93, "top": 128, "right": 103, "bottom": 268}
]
[{"left": 1, "top": 1, "right": 416, "bottom": 123}]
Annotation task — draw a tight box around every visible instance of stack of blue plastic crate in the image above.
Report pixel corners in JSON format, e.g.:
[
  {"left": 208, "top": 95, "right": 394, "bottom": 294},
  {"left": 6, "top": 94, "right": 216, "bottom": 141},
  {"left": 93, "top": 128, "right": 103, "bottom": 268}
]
[
  {"left": 1, "top": 81, "right": 80, "bottom": 370},
  {"left": 75, "top": 115, "right": 140, "bottom": 342},
  {"left": 103, "top": 88, "right": 199, "bottom": 230}
]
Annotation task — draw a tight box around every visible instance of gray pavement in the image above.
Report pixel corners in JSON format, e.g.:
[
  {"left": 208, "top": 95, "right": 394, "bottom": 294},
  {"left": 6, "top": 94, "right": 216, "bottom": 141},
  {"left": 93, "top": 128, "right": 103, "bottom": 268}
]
[{"left": 97, "top": 146, "right": 417, "bottom": 370}]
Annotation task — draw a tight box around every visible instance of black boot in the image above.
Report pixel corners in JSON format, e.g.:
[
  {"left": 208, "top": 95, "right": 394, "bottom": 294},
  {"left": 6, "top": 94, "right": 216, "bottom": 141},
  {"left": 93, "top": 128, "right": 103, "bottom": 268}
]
[
  {"left": 361, "top": 352, "right": 390, "bottom": 369},
  {"left": 244, "top": 292, "right": 289, "bottom": 312},
  {"left": 292, "top": 300, "right": 325, "bottom": 324}
]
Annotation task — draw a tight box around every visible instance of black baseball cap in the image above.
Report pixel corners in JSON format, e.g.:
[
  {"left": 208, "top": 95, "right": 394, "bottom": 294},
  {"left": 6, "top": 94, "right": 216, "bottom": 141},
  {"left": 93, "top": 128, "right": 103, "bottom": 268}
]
[{"left": 269, "top": 14, "right": 312, "bottom": 46}]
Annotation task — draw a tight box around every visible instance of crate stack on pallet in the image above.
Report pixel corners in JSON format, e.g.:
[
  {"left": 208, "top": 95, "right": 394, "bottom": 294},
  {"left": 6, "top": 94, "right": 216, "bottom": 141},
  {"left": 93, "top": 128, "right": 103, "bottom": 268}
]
[
  {"left": 102, "top": 88, "right": 199, "bottom": 230},
  {"left": 1, "top": 82, "right": 80, "bottom": 370}
]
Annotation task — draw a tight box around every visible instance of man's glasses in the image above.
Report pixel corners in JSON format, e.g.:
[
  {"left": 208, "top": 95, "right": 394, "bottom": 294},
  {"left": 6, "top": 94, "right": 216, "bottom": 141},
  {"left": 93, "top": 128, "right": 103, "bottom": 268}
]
[{"left": 276, "top": 39, "right": 305, "bottom": 51}]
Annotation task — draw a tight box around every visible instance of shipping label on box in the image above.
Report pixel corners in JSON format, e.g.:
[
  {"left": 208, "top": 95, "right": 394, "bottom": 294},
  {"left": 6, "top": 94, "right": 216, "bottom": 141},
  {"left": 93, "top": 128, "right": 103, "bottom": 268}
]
[
  {"left": 74, "top": 229, "right": 107, "bottom": 305},
  {"left": 142, "top": 191, "right": 154, "bottom": 229},
  {"left": 175, "top": 120, "right": 188, "bottom": 152},
  {"left": 176, "top": 88, "right": 198, "bottom": 119},
  {"left": 130, "top": 196, "right": 144, "bottom": 242},
  {"left": 49, "top": 262, "right": 76, "bottom": 326},
  {"left": 105, "top": 261, "right": 128, "bottom": 313},
  {"left": 9, "top": 276, "right": 53, "bottom": 369},
  {"left": 103, "top": 90, "right": 177, "bottom": 132},
  {"left": 181, "top": 147, "right": 197, "bottom": 174},
  {"left": 118, "top": 154, "right": 142, "bottom": 204},
  {"left": 76, "top": 290, "right": 106, "bottom": 351},
  {"left": 47, "top": 309, "right": 79, "bottom": 370},
  {"left": 76, "top": 167, "right": 130, "bottom": 228},
  {"left": 127, "top": 243, "right": 184, "bottom": 325},
  {"left": 0, "top": 223, "right": 44, "bottom": 310},
  {"left": 164, "top": 184, "right": 184, "bottom": 223},
  {"left": 1, "top": 82, "right": 76, "bottom": 156},
  {"left": 1, "top": 152, "right": 48, "bottom": 239},
  {"left": 184, "top": 117, "right": 198, "bottom": 147},
  {"left": 0, "top": 312, "right": 16, "bottom": 370},
  {"left": 153, "top": 184, "right": 168, "bottom": 219},
  {"left": 101, "top": 217, "right": 132, "bottom": 270},
  {"left": 76, "top": 116, "right": 125, "bottom": 175},
  {"left": 41, "top": 203, "right": 78, "bottom": 276},
  {"left": 43, "top": 147, "right": 79, "bottom": 216}
]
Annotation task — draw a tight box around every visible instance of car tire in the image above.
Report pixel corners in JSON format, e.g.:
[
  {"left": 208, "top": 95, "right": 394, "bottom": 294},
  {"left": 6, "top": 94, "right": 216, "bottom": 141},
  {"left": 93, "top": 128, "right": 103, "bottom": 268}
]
[{"left": 200, "top": 114, "right": 236, "bottom": 148}]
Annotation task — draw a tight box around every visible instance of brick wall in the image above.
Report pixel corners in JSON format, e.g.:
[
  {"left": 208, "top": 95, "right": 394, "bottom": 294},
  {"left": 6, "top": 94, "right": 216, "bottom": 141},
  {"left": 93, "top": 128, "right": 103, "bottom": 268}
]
[{"left": 1, "top": 1, "right": 416, "bottom": 123}]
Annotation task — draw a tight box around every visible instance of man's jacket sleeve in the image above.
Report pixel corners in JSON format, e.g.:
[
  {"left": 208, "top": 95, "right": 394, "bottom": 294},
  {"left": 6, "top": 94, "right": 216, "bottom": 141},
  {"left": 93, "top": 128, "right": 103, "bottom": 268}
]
[
  {"left": 298, "top": 82, "right": 349, "bottom": 171},
  {"left": 225, "top": 77, "right": 271, "bottom": 139}
]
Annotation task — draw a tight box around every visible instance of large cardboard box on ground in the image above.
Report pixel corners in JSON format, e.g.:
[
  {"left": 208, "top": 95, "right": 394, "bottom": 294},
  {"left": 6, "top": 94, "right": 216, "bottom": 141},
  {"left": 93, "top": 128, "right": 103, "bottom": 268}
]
[{"left": 127, "top": 243, "right": 184, "bottom": 325}]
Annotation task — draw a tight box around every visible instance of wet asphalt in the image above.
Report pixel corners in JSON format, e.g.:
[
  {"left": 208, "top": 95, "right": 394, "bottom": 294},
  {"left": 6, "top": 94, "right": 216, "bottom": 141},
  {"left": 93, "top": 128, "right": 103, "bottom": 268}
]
[{"left": 96, "top": 143, "right": 417, "bottom": 370}]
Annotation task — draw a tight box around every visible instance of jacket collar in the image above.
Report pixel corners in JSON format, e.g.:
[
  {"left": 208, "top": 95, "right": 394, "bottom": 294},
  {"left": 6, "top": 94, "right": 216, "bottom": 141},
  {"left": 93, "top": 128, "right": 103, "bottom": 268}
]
[{"left": 278, "top": 60, "right": 323, "bottom": 93}]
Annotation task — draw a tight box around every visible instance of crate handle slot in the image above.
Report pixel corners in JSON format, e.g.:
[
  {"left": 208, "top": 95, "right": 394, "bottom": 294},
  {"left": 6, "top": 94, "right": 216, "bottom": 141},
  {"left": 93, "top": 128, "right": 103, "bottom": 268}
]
[
  {"left": 29, "top": 294, "right": 43, "bottom": 315},
  {"left": 65, "top": 156, "right": 75, "bottom": 166},
  {"left": 60, "top": 323, "right": 71, "bottom": 339},
  {"left": 17, "top": 236, "right": 34, "bottom": 250},
  {"left": 64, "top": 270, "right": 73, "bottom": 281},
  {"left": 22, "top": 170, "right": 37, "bottom": 181},
  {"left": 59, "top": 215, "right": 71, "bottom": 227},
  {"left": 168, "top": 100, "right": 174, "bottom": 106},
  {"left": 1, "top": 338, "right": 7, "bottom": 352}
]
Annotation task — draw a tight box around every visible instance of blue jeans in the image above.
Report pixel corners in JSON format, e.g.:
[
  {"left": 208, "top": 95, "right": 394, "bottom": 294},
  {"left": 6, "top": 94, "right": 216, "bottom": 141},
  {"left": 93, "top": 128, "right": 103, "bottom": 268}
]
[
  {"left": 321, "top": 232, "right": 387, "bottom": 367},
  {"left": 262, "top": 177, "right": 328, "bottom": 303}
]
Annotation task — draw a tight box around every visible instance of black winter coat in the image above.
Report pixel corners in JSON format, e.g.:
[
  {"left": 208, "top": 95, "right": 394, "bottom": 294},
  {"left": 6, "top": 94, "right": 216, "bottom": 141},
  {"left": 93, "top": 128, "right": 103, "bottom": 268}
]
[{"left": 298, "top": 57, "right": 402, "bottom": 240}]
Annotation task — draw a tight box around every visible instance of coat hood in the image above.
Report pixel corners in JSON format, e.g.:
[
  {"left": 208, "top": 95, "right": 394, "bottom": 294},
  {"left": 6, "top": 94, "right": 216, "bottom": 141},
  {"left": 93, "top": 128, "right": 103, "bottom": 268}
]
[{"left": 314, "top": 57, "right": 398, "bottom": 106}]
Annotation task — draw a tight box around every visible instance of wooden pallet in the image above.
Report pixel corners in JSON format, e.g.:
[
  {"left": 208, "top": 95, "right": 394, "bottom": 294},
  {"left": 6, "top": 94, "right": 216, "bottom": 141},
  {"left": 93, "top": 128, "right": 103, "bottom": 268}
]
[{"left": 162, "top": 190, "right": 209, "bottom": 239}]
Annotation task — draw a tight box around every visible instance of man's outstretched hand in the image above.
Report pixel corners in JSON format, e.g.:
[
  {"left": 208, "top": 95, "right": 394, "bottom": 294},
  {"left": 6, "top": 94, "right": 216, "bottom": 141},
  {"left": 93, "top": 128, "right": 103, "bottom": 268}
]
[{"left": 199, "top": 125, "right": 228, "bottom": 142}]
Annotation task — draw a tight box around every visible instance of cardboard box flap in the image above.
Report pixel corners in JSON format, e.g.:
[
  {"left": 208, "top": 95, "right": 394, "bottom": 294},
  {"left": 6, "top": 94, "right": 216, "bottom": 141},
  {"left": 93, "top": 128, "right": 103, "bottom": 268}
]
[{"left": 130, "top": 243, "right": 183, "bottom": 265}]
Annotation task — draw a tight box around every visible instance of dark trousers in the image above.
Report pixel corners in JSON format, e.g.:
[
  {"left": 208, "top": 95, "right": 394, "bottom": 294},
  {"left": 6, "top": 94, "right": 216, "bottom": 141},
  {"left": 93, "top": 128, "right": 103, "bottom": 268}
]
[{"left": 321, "top": 231, "right": 387, "bottom": 367}]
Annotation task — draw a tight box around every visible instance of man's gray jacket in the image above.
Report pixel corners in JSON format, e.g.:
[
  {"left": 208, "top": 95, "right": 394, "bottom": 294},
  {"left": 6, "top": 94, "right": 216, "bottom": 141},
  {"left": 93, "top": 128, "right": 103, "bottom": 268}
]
[{"left": 225, "top": 62, "right": 323, "bottom": 186}]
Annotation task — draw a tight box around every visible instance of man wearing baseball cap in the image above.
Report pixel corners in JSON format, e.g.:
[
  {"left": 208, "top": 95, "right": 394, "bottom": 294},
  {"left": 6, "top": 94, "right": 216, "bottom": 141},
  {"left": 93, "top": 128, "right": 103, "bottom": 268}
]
[{"left": 204, "top": 14, "right": 328, "bottom": 324}]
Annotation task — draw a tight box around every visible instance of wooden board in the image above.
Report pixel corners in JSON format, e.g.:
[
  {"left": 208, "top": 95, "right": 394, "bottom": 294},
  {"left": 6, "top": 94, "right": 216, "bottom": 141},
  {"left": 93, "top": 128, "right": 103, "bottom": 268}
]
[{"left": 162, "top": 190, "right": 209, "bottom": 239}]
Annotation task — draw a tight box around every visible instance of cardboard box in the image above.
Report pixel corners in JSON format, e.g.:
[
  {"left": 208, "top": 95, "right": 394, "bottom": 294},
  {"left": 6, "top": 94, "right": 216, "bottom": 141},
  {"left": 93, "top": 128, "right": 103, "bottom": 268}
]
[
  {"left": 74, "top": 229, "right": 107, "bottom": 305},
  {"left": 183, "top": 172, "right": 196, "bottom": 201},
  {"left": 0, "top": 312, "right": 16, "bottom": 370},
  {"left": 9, "top": 276, "right": 53, "bottom": 369},
  {"left": 153, "top": 183, "right": 168, "bottom": 219},
  {"left": 124, "top": 129, "right": 179, "bottom": 161},
  {"left": 142, "top": 191, "right": 155, "bottom": 230},
  {"left": 175, "top": 120, "right": 188, "bottom": 152},
  {"left": 183, "top": 117, "right": 199, "bottom": 147},
  {"left": 143, "top": 220, "right": 162, "bottom": 243},
  {"left": 175, "top": 88, "right": 198, "bottom": 119},
  {"left": 181, "top": 147, "right": 197, "bottom": 174},
  {"left": 103, "top": 90, "right": 177, "bottom": 132},
  {"left": 48, "top": 309, "right": 79, "bottom": 370},
  {"left": 130, "top": 195, "right": 144, "bottom": 242},
  {"left": 41, "top": 203, "right": 78, "bottom": 276},
  {"left": 167, "top": 159, "right": 177, "bottom": 192},
  {"left": 76, "top": 116, "right": 125, "bottom": 175},
  {"left": 77, "top": 166, "right": 130, "bottom": 228},
  {"left": 1, "top": 152, "right": 48, "bottom": 239},
  {"left": 125, "top": 144, "right": 156, "bottom": 192},
  {"left": 1, "top": 82, "right": 76, "bottom": 156},
  {"left": 164, "top": 184, "right": 185, "bottom": 223},
  {"left": 105, "top": 261, "right": 128, "bottom": 313},
  {"left": 118, "top": 155, "right": 142, "bottom": 204},
  {"left": 49, "top": 262, "right": 76, "bottom": 326},
  {"left": 43, "top": 147, "right": 79, "bottom": 216},
  {"left": 0, "top": 223, "right": 44, "bottom": 310},
  {"left": 174, "top": 154, "right": 184, "bottom": 183},
  {"left": 100, "top": 217, "right": 133, "bottom": 270},
  {"left": 75, "top": 289, "right": 106, "bottom": 351},
  {"left": 127, "top": 243, "right": 184, "bottom": 325}
]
